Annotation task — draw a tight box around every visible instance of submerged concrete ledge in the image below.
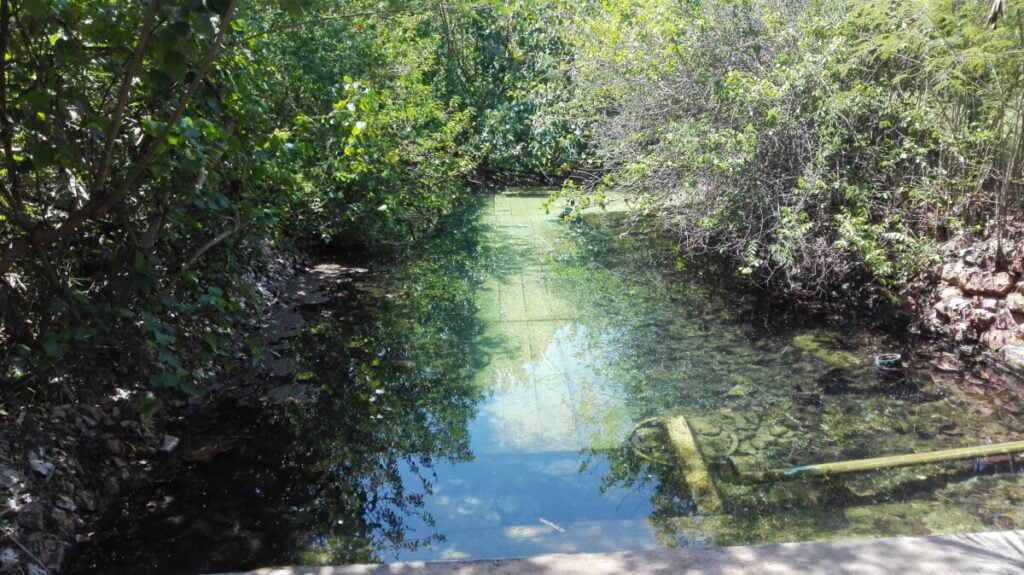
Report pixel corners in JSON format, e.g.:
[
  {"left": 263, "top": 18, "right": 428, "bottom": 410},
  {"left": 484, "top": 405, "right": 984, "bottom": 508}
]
[{"left": 216, "top": 529, "right": 1024, "bottom": 575}]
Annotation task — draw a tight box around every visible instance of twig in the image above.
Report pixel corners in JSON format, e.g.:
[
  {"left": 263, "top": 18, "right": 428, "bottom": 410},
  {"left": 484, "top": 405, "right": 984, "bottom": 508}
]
[
  {"left": 2, "top": 528, "right": 49, "bottom": 574},
  {"left": 182, "top": 216, "right": 243, "bottom": 271}
]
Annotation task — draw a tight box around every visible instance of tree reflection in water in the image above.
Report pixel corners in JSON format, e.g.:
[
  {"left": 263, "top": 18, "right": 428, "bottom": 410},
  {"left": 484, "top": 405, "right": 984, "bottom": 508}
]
[{"left": 69, "top": 203, "right": 487, "bottom": 575}]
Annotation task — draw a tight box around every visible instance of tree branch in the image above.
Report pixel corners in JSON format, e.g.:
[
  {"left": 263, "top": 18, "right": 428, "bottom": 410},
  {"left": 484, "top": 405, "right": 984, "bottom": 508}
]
[
  {"left": 989, "top": 0, "right": 1007, "bottom": 29},
  {"left": 228, "top": 3, "right": 492, "bottom": 48},
  {"left": 93, "top": 0, "right": 163, "bottom": 191},
  {"left": 182, "top": 214, "right": 242, "bottom": 271},
  {"left": 0, "top": 0, "right": 242, "bottom": 277}
]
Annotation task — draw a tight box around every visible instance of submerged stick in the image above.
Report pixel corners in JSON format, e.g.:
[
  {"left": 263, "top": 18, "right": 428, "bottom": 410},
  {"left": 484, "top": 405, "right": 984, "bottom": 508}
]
[
  {"left": 538, "top": 517, "right": 566, "bottom": 532},
  {"left": 785, "top": 440, "right": 1024, "bottom": 477},
  {"left": 664, "top": 415, "right": 722, "bottom": 514}
]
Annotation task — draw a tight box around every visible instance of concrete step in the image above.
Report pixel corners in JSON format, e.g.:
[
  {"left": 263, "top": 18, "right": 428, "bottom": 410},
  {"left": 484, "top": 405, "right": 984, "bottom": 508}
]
[
  {"left": 388, "top": 518, "right": 661, "bottom": 562},
  {"left": 213, "top": 529, "right": 1024, "bottom": 575}
]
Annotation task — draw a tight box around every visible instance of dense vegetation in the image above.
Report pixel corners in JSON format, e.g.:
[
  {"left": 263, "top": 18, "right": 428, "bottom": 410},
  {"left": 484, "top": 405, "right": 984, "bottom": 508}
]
[
  {"left": 562, "top": 0, "right": 1024, "bottom": 294},
  {"left": 0, "top": 0, "right": 570, "bottom": 398},
  {"left": 2, "top": 0, "right": 1022, "bottom": 399}
]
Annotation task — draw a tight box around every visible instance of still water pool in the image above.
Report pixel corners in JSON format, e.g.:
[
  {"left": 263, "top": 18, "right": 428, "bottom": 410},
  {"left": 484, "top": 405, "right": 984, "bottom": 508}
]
[
  {"left": 383, "top": 192, "right": 1024, "bottom": 562},
  {"left": 71, "top": 191, "right": 1024, "bottom": 573}
]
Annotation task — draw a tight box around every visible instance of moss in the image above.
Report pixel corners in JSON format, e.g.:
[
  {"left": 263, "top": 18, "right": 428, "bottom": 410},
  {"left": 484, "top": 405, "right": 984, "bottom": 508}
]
[{"left": 792, "top": 332, "right": 861, "bottom": 369}]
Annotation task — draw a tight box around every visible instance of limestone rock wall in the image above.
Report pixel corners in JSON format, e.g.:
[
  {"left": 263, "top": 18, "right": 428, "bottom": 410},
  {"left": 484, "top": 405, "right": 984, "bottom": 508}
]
[{"left": 919, "top": 237, "right": 1024, "bottom": 366}]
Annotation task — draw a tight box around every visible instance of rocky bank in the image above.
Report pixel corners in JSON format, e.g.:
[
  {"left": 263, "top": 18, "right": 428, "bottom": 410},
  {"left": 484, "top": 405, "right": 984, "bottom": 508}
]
[
  {"left": 914, "top": 235, "right": 1024, "bottom": 373},
  {"left": 0, "top": 249, "right": 367, "bottom": 574}
]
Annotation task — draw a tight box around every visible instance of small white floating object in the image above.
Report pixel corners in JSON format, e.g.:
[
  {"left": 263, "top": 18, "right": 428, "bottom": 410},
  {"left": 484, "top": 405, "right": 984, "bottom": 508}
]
[{"left": 538, "top": 517, "right": 566, "bottom": 533}]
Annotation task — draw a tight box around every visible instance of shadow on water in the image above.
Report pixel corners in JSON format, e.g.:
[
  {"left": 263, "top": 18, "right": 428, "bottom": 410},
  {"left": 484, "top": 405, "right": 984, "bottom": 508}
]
[
  {"left": 67, "top": 200, "right": 495, "bottom": 574},
  {"left": 70, "top": 192, "right": 1024, "bottom": 572}
]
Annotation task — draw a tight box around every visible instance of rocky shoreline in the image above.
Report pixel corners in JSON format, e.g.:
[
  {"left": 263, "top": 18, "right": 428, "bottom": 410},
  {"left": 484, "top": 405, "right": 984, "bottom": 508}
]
[
  {"left": 912, "top": 235, "right": 1024, "bottom": 374},
  {"left": 0, "top": 250, "right": 368, "bottom": 574}
]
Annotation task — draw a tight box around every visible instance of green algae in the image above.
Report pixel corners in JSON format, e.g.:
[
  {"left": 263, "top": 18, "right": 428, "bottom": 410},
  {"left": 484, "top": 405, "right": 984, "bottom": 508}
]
[{"left": 792, "top": 331, "right": 862, "bottom": 369}]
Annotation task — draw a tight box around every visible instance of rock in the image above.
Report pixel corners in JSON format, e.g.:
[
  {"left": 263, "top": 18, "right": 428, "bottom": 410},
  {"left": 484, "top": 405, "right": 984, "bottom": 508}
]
[
  {"left": 941, "top": 262, "right": 969, "bottom": 286},
  {"left": 959, "top": 344, "right": 980, "bottom": 358},
  {"left": 962, "top": 246, "right": 980, "bottom": 266},
  {"left": 970, "top": 308, "right": 996, "bottom": 331},
  {"left": 39, "top": 540, "right": 67, "bottom": 570},
  {"left": 950, "top": 321, "right": 977, "bottom": 341},
  {"left": 83, "top": 405, "right": 102, "bottom": 421},
  {"left": 1007, "top": 291, "right": 1024, "bottom": 313},
  {"left": 105, "top": 437, "right": 125, "bottom": 455},
  {"left": 994, "top": 515, "right": 1016, "bottom": 528},
  {"left": 77, "top": 490, "right": 97, "bottom": 511},
  {"left": 993, "top": 301, "right": 1018, "bottom": 330},
  {"left": 261, "top": 355, "right": 298, "bottom": 377},
  {"left": 160, "top": 434, "right": 180, "bottom": 453},
  {"left": 28, "top": 456, "right": 54, "bottom": 477},
  {"left": 51, "top": 507, "right": 73, "bottom": 531},
  {"left": 103, "top": 477, "right": 120, "bottom": 496},
  {"left": 791, "top": 332, "right": 860, "bottom": 369},
  {"left": 16, "top": 501, "right": 46, "bottom": 530},
  {"left": 0, "top": 464, "right": 22, "bottom": 489},
  {"left": 0, "top": 548, "right": 18, "bottom": 567},
  {"left": 1002, "top": 346, "right": 1024, "bottom": 373},
  {"left": 981, "top": 297, "right": 1000, "bottom": 312},
  {"left": 938, "top": 422, "right": 963, "bottom": 436},
  {"left": 982, "top": 328, "right": 1017, "bottom": 349},
  {"left": 935, "top": 296, "right": 971, "bottom": 321},
  {"left": 964, "top": 271, "right": 1016, "bottom": 296},
  {"left": 724, "top": 383, "right": 753, "bottom": 398},
  {"left": 265, "top": 383, "right": 320, "bottom": 405},
  {"left": 55, "top": 495, "right": 76, "bottom": 512},
  {"left": 935, "top": 285, "right": 964, "bottom": 301},
  {"left": 933, "top": 353, "right": 963, "bottom": 372}
]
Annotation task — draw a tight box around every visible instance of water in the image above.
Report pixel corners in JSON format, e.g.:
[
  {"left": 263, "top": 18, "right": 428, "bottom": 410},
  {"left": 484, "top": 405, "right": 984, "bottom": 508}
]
[
  {"left": 71, "top": 191, "right": 1024, "bottom": 573},
  {"left": 384, "top": 193, "right": 656, "bottom": 561}
]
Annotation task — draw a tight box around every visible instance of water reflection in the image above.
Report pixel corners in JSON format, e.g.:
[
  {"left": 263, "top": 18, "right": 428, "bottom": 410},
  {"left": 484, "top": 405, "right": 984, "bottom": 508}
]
[
  {"left": 71, "top": 192, "right": 1024, "bottom": 572},
  {"left": 560, "top": 206, "right": 1024, "bottom": 547},
  {"left": 388, "top": 192, "right": 655, "bottom": 562},
  {"left": 473, "top": 323, "right": 627, "bottom": 454},
  {"left": 68, "top": 203, "right": 489, "bottom": 574}
]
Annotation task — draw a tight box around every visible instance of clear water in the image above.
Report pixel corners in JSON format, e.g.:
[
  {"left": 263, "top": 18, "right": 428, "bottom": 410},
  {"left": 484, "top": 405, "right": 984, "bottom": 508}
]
[
  {"left": 71, "top": 191, "right": 1024, "bottom": 573},
  {"left": 382, "top": 193, "right": 1024, "bottom": 560},
  {"left": 387, "top": 193, "right": 656, "bottom": 561},
  {"left": 374, "top": 192, "right": 1024, "bottom": 561}
]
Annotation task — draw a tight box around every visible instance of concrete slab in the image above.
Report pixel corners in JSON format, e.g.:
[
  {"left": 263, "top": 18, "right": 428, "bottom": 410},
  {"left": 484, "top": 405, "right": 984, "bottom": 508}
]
[{"left": 214, "top": 529, "right": 1024, "bottom": 575}]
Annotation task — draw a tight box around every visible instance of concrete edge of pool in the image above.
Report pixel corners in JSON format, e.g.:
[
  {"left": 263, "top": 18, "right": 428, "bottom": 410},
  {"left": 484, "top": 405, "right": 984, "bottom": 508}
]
[{"left": 211, "top": 529, "right": 1024, "bottom": 575}]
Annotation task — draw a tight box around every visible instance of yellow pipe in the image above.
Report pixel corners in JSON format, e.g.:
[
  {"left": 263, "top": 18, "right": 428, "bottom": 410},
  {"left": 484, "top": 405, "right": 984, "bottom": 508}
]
[
  {"left": 785, "top": 440, "right": 1024, "bottom": 477},
  {"left": 664, "top": 415, "right": 722, "bottom": 514}
]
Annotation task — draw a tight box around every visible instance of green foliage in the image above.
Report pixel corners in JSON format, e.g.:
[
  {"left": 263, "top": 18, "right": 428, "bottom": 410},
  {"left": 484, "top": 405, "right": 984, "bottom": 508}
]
[
  {"left": 5, "top": 0, "right": 1023, "bottom": 399},
  {"left": 428, "top": 1, "right": 584, "bottom": 179},
  {"left": 0, "top": 1, "right": 506, "bottom": 399},
  {"left": 562, "top": 0, "right": 1024, "bottom": 292}
]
